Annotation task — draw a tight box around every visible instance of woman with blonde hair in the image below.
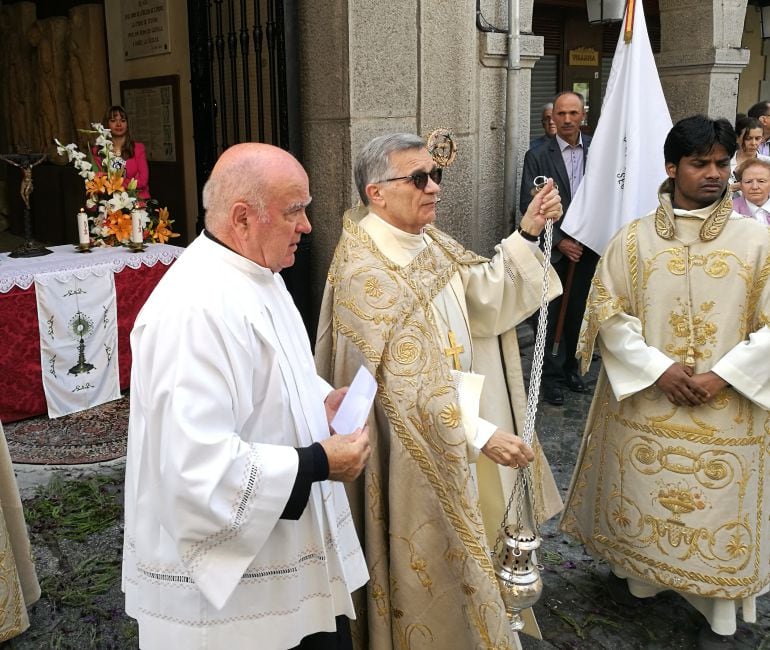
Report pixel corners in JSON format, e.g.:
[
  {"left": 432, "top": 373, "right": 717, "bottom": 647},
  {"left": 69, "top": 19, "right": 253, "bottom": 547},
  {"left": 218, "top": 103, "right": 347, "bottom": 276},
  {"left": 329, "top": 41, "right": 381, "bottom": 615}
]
[{"left": 732, "top": 157, "right": 770, "bottom": 225}]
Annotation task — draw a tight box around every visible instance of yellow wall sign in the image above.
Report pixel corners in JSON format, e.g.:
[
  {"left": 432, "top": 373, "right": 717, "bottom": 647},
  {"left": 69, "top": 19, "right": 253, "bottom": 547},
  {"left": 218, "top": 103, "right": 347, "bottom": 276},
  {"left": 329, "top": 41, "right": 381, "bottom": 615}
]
[{"left": 569, "top": 47, "right": 599, "bottom": 67}]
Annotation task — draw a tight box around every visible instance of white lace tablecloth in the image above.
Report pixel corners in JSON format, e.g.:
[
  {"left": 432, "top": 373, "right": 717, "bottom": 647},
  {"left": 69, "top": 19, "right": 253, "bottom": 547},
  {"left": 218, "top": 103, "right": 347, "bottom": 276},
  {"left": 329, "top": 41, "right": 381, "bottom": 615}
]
[{"left": 0, "top": 243, "right": 185, "bottom": 293}]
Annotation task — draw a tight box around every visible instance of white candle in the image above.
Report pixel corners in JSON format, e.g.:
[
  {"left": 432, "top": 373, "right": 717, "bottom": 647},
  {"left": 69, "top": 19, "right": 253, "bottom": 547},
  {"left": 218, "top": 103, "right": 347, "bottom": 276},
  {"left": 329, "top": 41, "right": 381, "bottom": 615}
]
[
  {"left": 77, "top": 210, "right": 90, "bottom": 245},
  {"left": 130, "top": 211, "right": 144, "bottom": 244}
]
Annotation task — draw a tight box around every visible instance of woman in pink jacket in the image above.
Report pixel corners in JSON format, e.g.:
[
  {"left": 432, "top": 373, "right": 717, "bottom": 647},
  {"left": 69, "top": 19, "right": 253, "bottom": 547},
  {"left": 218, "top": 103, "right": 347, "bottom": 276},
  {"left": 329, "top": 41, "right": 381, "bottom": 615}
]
[{"left": 100, "top": 105, "right": 150, "bottom": 199}]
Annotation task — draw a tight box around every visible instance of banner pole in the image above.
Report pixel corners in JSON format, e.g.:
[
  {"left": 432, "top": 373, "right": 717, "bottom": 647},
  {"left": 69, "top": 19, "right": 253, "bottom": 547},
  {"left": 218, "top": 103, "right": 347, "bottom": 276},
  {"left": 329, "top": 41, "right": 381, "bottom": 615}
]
[{"left": 624, "top": 0, "right": 637, "bottom": 43}]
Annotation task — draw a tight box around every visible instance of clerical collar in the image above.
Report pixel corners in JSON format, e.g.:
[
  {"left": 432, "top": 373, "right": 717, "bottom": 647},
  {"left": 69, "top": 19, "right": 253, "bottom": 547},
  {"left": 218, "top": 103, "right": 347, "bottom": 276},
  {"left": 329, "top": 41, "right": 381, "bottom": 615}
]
[
  {"left": 555, "top": 133, "right": 583, "bottom": 151},
  {"left": 200, "top": 229, "right": 273, "bottom": 278},
  {"left": 203, "top": 228, "right": 236, "bottom": 253},
  {"left": 363, "top": 211, "right": 427, "bottom": 254},
  {"left": 654, "top": 179, "right": 733, "bottom": 241}
]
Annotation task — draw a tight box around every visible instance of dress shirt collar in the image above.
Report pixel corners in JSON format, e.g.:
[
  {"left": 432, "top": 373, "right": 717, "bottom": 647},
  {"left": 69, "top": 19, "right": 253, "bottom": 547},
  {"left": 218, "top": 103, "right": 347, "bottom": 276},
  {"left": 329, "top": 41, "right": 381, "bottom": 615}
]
[
  {"left": 555, "top": 133, "right": 584, "bottom": 151},
  {"left": 745, "top": 197, "right": 770, "bottom": 217}
]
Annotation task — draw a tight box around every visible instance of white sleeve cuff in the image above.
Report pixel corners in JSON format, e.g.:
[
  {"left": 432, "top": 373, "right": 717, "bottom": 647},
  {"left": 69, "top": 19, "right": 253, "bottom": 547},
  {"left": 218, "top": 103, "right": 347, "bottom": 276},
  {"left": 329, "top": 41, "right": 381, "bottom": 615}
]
[
  {"left": 474, "top": 418, "right": 497, "bottom": 452},
  {"left": 317, "top": 376, "right": 334, "bottom": 401},
  {"left": 598, "top": 313, "right": 675, "bottom": 401},
  {"left": 711, "top": 326, "right": 770, "bottom": 409}
]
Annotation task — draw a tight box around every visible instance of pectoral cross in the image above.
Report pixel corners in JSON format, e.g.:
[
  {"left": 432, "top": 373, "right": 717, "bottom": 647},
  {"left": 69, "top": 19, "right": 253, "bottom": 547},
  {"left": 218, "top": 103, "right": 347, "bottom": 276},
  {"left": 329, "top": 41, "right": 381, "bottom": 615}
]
[{"left": 444, "top": 330, "right": 464, "bottom": 371}]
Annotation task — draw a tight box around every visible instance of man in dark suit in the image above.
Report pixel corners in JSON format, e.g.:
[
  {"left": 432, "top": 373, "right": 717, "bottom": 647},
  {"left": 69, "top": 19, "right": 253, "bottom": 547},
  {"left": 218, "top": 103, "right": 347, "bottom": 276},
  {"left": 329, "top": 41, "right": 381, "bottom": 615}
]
[
  {"left": 519, "top": 91, "right": 598, "bottom": 406},
  {"left": 529, "top": 102, "right": 556, "bottom": 150}
]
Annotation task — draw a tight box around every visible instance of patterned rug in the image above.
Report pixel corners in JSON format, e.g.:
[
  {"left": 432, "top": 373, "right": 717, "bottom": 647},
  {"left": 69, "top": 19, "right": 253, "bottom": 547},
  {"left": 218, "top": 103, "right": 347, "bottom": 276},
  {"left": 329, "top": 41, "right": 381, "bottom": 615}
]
[{"left": 5, "top": 396, "right": 128, "bottom": 465}]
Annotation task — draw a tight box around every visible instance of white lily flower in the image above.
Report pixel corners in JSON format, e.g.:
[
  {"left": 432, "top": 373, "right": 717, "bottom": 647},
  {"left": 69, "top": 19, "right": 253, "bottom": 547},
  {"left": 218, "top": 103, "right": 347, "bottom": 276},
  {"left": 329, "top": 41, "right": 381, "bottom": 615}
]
[{"left": 107, "top": 191, "right": 133, "bottom": 212}]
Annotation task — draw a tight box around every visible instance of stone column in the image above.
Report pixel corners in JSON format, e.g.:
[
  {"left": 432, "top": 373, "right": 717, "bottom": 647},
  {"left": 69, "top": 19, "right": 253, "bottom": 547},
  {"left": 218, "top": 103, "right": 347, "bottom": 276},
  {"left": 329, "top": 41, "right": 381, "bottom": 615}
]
[
  {"left": 28, "top": 17, "right": 74, "bottom": 154},
  {"left": 68, "top": 5, "right": 110, "bottom": 137},
  {"left": 656, "top": 0, "right": 750, "bottom": 122},
  {"left": 300, "top": 0, "right": 536, "bottom": 315}
]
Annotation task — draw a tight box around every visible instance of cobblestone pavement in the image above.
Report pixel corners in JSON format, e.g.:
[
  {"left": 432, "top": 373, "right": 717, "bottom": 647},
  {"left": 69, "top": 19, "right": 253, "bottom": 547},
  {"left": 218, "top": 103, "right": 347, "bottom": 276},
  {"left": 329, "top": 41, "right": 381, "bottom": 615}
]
[{"left": 4, "top": 330, "right": 769, "bottom": 649}]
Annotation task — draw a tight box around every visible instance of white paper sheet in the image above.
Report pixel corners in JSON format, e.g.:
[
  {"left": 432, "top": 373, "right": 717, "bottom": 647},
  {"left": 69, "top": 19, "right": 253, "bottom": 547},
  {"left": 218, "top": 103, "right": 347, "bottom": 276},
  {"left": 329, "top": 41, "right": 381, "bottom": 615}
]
[{"left": 331, "top": 365, "right": 377, "bottom": 435}]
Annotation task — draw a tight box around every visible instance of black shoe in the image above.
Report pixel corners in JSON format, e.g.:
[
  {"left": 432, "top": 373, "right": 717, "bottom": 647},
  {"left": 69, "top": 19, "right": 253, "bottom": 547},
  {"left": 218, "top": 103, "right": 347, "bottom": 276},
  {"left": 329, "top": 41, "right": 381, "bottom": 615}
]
[
  {"left": 696, "top": 627, "right": 734, "bottom": 650},
  {"left": 605, "top": 572, "right": 640, "bottom": 607},
  {"left": 564, "top": 371, "right": 588, "bottom": 393},
  {"left": 543, "top": 383, "right": 564, "bottom": 406}
]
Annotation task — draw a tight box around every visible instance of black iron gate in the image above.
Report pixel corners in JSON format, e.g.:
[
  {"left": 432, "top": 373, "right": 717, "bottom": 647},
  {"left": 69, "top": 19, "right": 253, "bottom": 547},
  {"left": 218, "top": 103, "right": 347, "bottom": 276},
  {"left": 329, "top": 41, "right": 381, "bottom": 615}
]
[{"left": 187, "top": 0, "right": 311, "bottom": 326}]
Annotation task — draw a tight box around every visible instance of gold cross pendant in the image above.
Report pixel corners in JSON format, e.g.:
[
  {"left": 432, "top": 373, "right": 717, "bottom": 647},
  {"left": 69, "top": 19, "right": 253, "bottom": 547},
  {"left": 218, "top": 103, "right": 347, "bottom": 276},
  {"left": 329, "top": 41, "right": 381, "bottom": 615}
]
[{"left": 444, "top": 330, "right": 464, "bottom": 371}]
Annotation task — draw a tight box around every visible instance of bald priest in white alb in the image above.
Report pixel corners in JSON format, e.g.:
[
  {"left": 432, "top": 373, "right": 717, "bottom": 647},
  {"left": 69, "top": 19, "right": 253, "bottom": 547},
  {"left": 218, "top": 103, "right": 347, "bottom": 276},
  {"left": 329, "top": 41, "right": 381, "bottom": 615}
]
[{"left": 122, "top": 143, "right": 371, "bottom": 650}]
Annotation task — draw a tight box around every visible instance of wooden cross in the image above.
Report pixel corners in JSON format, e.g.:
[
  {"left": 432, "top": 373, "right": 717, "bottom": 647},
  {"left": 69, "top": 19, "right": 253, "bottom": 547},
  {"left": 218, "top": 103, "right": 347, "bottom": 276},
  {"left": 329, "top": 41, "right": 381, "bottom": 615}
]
[{"left": 444, "top": 330, "right": 464, "bottom": 370}]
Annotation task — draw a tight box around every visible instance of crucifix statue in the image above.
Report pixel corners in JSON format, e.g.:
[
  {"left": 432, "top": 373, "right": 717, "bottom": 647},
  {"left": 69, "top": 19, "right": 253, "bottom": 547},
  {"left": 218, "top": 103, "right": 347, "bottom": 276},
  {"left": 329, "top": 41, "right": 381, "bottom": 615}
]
[{"left": 0, "top": 152, "right": 52, "bottom": 258}]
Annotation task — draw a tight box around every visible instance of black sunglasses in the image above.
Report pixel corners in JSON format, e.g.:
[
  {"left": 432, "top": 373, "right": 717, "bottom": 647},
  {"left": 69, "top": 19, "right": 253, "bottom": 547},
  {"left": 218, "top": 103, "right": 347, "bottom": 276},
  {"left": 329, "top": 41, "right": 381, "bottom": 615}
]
[{"left": 377, "top": 167, "right": 442, "bottom": 190}]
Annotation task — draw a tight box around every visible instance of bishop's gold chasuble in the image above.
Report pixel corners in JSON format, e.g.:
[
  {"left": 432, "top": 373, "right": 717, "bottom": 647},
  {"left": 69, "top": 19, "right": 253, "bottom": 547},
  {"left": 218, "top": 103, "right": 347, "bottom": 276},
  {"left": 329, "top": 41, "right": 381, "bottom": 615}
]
[{"left": 317, "top": 210, "right": 562, "bottom": 650}]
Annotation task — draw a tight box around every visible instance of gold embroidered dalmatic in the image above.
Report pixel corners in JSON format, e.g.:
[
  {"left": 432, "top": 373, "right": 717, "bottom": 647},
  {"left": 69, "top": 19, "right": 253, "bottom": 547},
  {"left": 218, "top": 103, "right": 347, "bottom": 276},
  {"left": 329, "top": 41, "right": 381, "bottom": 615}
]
[
  {"left": 316, "top": 210, "right": 562, "bottom": 650},
  {"left": 561, "top": 191, "right": 770, "bottom": 629}
]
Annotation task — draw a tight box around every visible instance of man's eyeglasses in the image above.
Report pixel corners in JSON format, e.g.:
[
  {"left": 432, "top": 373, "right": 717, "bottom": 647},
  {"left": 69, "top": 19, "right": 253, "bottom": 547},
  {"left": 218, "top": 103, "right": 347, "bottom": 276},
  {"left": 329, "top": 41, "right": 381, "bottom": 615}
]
[{"left": 376, "top": 168, "right": 442, "bottom": 190}]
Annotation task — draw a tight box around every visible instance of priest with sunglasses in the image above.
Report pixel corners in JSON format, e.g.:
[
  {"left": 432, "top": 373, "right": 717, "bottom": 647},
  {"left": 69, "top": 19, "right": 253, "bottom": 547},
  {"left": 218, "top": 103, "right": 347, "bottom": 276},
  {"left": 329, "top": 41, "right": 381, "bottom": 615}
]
[{"left": 316, "top": 133, "right": 564, "bottom": 650}]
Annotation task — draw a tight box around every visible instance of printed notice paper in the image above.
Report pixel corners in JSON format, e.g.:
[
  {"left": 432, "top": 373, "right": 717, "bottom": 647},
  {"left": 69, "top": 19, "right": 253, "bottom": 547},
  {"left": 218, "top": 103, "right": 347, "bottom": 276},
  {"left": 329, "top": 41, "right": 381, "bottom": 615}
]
[{"left": 331, "top": 365, "right": 377, "bottom": 435}]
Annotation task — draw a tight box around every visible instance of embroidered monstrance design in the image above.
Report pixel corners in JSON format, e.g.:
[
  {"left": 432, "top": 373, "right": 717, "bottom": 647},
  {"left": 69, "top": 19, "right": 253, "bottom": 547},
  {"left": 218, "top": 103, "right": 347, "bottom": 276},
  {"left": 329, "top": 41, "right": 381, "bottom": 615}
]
[{"left": 68, "top": 310, "right": 96, "bottom": 375}]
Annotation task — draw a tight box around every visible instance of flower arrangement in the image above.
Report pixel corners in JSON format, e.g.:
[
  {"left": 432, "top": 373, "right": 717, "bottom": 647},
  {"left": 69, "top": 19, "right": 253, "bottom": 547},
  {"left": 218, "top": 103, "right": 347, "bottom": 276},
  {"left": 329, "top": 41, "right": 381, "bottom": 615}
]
[{"left": 55, "top": 123, "right": 179, "bottom": 247}]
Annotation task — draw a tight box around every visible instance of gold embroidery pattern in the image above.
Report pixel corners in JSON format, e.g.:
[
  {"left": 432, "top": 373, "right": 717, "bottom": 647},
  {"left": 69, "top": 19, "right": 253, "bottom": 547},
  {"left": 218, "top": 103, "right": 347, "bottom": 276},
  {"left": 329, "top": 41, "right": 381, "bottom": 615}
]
[
  {"left": 745, "top": 253, "right": 770, "bottom": 329},
  {"left": 627, "top": 219, "right": 640, "bottom": 313},
  {"left": 665, "top": 299, "right": 717, "bottom": 364},
  {"left": 699, "top": 196, "right": 733, "bottom": 241},
  {"left": 389, "top": 576, "right": 434, "bottom": 649},
  {"left": 653, "top": 183, "right": 733, "bottom": 241},
  {"left": 439, "top": 402, "right": 461, "bottom": 428},
  {"left": 377, "top": 389, "right": 496, "bottom": 583},
  {"left": 392, "top": 521, "right": 437, "bottom": 594},
  {"left": 577, "top": 273, "right": 630, "bottom": 373},
  {"left": 654, "top": 203, "right": 675, "bottom": 240},
  {"left": 0, "top": 507, "right": 24, "bottom": 642},
  {"left": 463, "top": 601, "right": 514, "bottom": 650}
]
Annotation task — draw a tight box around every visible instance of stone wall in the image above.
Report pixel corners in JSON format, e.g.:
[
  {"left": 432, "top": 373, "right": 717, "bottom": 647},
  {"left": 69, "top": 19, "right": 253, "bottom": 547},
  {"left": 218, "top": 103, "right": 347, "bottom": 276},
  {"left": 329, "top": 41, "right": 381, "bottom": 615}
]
[{"left": 299, "top": 0, "right": 537, "bottom": 318}]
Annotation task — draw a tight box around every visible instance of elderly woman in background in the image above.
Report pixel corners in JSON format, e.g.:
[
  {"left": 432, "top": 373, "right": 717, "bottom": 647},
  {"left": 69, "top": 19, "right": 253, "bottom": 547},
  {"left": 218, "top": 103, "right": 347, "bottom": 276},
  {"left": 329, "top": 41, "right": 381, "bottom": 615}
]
[
  {"left": 730, "top": 115, "right": 770, "bottom": 190},
  {"left": 101, "top": 105, "right": 150, "bottom": 199},
  {"left": 732, "top": 158, "right": 770, "bottom": 225}
]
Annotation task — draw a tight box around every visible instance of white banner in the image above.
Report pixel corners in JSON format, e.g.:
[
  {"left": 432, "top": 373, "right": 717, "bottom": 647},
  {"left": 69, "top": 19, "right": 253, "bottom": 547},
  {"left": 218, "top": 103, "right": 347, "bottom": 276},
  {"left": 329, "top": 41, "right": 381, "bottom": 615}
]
[
  {"left": 35, "top": 270, "right": 120, "bottom": 418},
  {"left": 561, "top": 1, "right": 672, "bottom": 255}
]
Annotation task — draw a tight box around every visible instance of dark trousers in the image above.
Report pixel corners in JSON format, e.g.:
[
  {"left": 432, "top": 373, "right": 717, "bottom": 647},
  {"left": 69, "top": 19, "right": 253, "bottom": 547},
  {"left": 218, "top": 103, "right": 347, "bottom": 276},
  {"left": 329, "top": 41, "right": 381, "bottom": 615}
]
[
  {"left": 288, "top": 616, "right": 353, "bottom": 650},
  {"left": 542, "top": 248, "right": 599, "bottom": 386}
]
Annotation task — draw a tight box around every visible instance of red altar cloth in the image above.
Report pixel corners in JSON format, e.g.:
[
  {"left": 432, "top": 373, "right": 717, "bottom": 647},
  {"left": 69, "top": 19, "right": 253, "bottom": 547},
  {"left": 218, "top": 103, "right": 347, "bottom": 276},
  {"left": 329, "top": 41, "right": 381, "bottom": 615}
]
[{"left": 0, "top": 262, "right": 171, "bottom": 423}]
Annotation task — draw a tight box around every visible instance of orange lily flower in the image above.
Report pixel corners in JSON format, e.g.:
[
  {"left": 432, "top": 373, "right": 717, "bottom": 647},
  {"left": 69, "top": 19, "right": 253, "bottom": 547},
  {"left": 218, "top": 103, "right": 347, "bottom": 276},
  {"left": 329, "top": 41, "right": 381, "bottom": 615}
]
[
  {"left": 105, "top": 210, "right": 132, "bottom": 243},
  {"left": 153, "top": 218, "right": 179, "bottom": 244},
  {"left": 85, "top": 173, "right": 109, "bottom": 198},
  {"left": 104, "top": 172, "right": 125, "bottom": 195}
]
